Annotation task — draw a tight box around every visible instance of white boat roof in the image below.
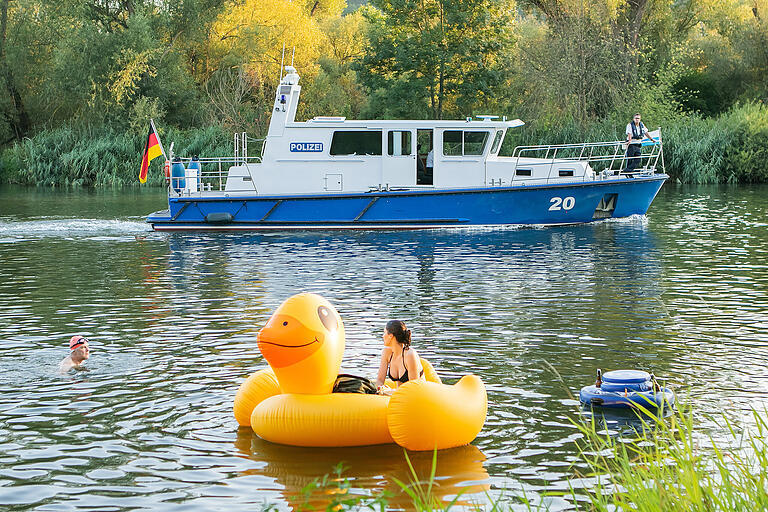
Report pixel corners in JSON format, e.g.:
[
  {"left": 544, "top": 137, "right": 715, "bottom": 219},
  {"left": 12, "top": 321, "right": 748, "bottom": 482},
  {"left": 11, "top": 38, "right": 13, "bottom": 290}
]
[{"left": 298, "top": 117, "right": 525, "bottom": 129}]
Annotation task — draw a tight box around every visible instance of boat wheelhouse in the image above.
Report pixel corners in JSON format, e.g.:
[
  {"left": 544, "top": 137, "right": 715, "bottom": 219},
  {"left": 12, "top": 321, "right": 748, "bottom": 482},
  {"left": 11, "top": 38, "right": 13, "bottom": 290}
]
[{"left": 146, "top": 66, "right": 667, "bottom": 231}]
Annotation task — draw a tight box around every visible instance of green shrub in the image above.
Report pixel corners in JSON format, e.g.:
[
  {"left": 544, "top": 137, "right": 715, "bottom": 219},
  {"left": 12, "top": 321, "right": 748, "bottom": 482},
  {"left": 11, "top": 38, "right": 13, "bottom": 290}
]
[
  {"left": 722, "top": 102, "right": 768, "bottom": 183},
  {"left": 0, "top": 124, "right": 232, "bottom": 187},
  {"left": 0, "top": 144, "right": 24, "bottom": 183}
]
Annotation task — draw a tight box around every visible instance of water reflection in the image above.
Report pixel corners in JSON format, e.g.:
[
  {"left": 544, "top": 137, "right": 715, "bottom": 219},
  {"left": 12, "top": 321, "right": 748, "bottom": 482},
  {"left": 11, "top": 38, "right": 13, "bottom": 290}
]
[
  {"left": 1, "top": 184, "right": 768, "bottom": 510},
  {"left": 580, "top": 404, "right": 677, "bottom": 437},
  {"left": 233, "top": 429, "right": 490, "bottom": 510}
]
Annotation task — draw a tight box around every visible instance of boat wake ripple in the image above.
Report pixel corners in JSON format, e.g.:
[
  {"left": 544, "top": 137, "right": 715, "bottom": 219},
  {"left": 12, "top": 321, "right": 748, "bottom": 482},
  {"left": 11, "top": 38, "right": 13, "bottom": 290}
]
[{"left": 0, "top": 217, "right": 152, "bottom": 242}]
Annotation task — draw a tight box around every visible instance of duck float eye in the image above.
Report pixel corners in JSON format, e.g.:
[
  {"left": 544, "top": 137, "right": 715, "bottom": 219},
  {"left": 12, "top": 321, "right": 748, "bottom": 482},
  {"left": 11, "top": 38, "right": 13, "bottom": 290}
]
[{"left": 317, "top": 305, "right": 337, "bottom": 331}]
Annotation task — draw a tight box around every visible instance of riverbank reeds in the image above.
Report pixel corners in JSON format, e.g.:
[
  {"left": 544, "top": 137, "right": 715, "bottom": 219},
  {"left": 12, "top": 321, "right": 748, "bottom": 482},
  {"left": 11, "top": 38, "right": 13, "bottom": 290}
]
[
  {"left": 294, "top": 404, "right": 768, "bottom": 511},
  {"left": 0, "top": 124, "right": 231, "bottom": 187}
]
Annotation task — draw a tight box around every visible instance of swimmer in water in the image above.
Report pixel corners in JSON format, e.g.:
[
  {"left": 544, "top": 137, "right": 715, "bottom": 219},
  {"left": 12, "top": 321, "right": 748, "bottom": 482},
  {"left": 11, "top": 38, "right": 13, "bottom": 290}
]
[{"left": 60, "top": 335, "right": 90, "bottom": 372}]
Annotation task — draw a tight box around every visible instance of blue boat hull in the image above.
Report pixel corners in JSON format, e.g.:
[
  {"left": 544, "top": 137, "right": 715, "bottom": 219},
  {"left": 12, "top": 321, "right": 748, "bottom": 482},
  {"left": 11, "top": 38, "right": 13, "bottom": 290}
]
[{"left": 147, "top": 175, "right": 667, "bottom": 231}]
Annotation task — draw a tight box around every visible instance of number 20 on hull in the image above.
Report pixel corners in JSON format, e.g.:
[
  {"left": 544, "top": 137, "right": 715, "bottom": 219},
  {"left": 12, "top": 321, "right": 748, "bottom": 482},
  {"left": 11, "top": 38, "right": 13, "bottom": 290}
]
[{"left": 549, "top": 196, "right": 575, "bottom": 211}]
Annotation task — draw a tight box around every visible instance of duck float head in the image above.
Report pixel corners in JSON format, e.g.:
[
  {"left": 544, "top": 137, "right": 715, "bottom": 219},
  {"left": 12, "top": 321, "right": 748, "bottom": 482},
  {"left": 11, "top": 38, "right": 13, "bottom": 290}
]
[{"left": 257, "top": 293, "right": 345, "bottom": 394}]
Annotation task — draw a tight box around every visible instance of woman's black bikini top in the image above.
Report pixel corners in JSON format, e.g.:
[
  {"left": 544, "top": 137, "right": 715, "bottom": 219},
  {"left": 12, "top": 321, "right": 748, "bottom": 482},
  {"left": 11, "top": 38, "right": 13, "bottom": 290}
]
[{"left": 387, "top": 347, "right": 424, "bottom": 383}]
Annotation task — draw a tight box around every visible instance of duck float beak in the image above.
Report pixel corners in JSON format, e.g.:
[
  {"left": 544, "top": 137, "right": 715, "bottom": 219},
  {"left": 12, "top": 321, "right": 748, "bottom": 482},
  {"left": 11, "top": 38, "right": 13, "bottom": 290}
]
[{"left": 257, "top": 314, "right": 324, "bottom": 368}]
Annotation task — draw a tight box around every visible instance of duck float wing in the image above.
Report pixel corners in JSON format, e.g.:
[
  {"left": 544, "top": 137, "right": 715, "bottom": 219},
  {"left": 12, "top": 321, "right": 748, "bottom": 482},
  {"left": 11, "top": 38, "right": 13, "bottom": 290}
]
[{"left": 233, "top": 368, "right": 281, "bottom": 427}]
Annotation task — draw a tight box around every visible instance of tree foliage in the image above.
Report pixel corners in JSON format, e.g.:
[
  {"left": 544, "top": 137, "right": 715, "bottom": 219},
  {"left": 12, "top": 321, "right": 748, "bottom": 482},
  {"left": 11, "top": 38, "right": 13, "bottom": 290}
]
[
  {"left": 357, "top": 0, "right": 516, "bottom": 119},
  {"left": 1, "top": 0, "right": 768, "bottom": 184}
]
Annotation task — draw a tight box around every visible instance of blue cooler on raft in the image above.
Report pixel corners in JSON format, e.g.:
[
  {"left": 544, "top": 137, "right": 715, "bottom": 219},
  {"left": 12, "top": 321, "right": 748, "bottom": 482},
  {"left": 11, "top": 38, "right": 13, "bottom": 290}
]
[
  {"left": 170, "top": 157, "right": 186, "bottom": 193},
  {"left": 579, "top": 369, "right": 675, "bottom": 409}
]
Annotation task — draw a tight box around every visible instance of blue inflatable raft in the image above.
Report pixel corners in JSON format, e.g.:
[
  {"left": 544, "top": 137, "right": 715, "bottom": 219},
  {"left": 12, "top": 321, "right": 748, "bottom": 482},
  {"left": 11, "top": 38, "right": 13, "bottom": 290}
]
[{"left": 579, "top": 369, "right": 674, "bottom": 409}]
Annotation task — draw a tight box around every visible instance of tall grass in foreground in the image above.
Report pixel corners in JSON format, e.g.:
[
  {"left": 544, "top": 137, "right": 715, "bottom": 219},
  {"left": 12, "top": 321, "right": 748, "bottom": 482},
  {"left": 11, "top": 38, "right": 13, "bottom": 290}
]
[
  {"left": 296, "top": 405, "right": 768, "bottom": 511},
  {"left": 574, "top": 406, "right": 768, "bottom": 511}
]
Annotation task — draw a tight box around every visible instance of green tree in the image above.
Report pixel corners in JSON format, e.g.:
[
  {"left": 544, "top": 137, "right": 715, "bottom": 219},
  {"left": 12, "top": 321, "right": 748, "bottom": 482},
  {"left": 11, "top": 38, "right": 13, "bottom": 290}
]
[
  {"left": 0, "top": 0, "right": 31, "bottom": 141},
  {"left": 357, "top": 0, "right": 516, "bottom": 120}
]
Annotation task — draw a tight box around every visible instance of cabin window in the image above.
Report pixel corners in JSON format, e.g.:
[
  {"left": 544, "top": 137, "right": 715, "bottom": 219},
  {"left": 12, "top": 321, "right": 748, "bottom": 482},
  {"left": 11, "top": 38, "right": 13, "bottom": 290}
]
[
  {"left": 491, "top": 131, "right": 504, "bottom": 153},
  {"left": 464, "top": 131, "right": 489, "bottom": 155},
  {"left": 559, "top": 169, "right": 575, "bottom": 177},
  {"left": 443, "top": 131, "right": 463, "bottom": 156},
  {"left": 387, "top": 131, "right": 412, "bottom": 156},
  {"left": 516, "top": 168, "right": 532, "bottom": 176},
  {"left": 442, "top": 131, "right": 490, "bottom": 156},
  {"left": 330, "top": 131, "right": 382, "bottom": 156}
]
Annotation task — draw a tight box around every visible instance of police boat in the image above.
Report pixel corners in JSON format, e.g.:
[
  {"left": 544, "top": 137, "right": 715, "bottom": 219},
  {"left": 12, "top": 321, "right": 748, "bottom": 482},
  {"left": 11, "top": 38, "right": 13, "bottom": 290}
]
[{"left": 146, "top": 65, "right": 668, "bottom": 231}]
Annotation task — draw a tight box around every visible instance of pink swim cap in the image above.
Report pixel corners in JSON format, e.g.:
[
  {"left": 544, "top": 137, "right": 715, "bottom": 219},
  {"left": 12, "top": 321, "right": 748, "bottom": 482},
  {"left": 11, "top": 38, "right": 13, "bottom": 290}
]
[{"left": 69, "top": 335, "right": 88, "bottom": 351}]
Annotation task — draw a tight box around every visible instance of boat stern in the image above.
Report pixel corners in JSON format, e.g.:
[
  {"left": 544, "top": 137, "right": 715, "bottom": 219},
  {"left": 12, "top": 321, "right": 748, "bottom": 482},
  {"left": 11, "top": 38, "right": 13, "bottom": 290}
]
[{"left": 146, "top": 208, "right": 172, "bottom": 227}]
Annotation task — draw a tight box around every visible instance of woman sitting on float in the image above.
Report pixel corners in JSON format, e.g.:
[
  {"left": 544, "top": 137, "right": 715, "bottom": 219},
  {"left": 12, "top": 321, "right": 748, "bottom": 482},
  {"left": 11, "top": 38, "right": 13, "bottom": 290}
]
[
  {"left": 376, "top": 320, "right": 423, "bottom": 395},
  {"left": 233, "top": 293, "right": 487, "bottom": 451}
]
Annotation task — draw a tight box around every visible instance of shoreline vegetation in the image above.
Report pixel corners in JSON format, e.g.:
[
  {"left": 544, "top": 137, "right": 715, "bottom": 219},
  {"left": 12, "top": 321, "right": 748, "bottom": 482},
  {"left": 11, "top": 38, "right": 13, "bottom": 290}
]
[
  {"left": 1, "top": 102, "right": 767, "bottom": 187},
  {"left": 1, "top": 0, "right": 767, "bottom": 187},
  {"left": 299, "top": 405, "right": 768, "bottom": 511}
]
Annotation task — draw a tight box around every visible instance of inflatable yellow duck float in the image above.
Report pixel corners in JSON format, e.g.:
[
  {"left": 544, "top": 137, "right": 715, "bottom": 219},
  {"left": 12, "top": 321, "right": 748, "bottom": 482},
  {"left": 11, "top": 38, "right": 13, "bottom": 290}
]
[{"left": 233, "top": 293, "right": 487, "bottom": 451}]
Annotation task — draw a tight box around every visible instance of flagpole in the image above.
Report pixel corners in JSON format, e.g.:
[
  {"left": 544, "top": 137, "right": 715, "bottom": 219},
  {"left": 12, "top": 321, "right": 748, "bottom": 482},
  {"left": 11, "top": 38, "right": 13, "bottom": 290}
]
[{"left": 150, "top": 118, "right": 167, "bottom": 161}]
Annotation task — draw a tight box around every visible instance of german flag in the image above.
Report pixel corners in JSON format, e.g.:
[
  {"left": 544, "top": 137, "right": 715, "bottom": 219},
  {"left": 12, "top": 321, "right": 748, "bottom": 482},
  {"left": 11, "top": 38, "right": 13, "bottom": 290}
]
[{"left": 139, "top": 121, "right": 164, "bottom": 183}]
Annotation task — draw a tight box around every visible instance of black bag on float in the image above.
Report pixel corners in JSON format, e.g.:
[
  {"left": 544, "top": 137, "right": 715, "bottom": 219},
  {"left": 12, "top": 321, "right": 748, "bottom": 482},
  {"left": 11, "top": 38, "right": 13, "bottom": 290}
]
[{"left": 332, "top": 374, "right": 378, "bottom": 394}]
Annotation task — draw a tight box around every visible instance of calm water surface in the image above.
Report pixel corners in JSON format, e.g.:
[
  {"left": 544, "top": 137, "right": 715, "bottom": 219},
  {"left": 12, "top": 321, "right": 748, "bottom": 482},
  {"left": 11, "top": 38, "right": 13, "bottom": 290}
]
[{"left": 0, "top": 184, "right": 767, "bottom": 510}]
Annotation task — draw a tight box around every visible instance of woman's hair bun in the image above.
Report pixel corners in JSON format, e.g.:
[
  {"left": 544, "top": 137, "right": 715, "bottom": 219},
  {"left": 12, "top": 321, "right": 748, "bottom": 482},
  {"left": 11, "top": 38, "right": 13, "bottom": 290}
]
[{"left": 386, "top": 320, "right": 412, "bottom": 348}]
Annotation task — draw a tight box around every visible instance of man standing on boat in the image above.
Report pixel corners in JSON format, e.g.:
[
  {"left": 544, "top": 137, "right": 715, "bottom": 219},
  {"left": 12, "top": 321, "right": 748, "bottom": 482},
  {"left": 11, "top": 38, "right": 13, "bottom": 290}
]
[{"left": 625, "top": 113, "right": 654, "bottom": 173}]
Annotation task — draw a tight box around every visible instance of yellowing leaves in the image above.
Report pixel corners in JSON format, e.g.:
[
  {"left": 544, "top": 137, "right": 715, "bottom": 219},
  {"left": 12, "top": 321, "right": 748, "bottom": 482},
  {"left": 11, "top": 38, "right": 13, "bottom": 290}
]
[
  {"left": 302, "top": 0, "right": 347, "bottom": 18},
  {"left": 321, "top": 11, "right": 367, "bottom": 64},
  {"left": 211, "top": 0, "right": 339, "bottom": 82},
  {"left": 108, "top": 49, "right": 158, "bottom": 107}
]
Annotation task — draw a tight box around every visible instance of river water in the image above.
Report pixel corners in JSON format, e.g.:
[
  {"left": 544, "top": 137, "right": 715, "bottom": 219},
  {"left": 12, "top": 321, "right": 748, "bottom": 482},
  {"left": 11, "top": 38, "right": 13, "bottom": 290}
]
[{"left": 0, "top": 184, "right": 766, "bottom": 511}]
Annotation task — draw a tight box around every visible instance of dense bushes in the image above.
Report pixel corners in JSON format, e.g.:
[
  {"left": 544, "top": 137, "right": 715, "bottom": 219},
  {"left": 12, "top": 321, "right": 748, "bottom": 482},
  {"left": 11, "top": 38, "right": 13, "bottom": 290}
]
[
  {"left": 0, "top": 125, "right": 231, "bottom": 187},
  {"left": 663, "top": 103, "right": 768, "bottom": 184},
  {"left": 2, "top": 1, "right": 767, "bottom": 187}
]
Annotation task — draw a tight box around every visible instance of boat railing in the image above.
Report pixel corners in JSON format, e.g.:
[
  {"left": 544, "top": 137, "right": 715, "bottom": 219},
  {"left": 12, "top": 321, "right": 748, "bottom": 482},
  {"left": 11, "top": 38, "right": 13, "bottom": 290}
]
[
  {"left": 168, "top": 155, "right": 261, "bottom": 196},
  {"left": 510, "top": 137, "right": 663, "bottom": 183},
  {"left": 234, "top": 132, "right": 266, "bottom": 165},
  {"left": 167, "top": 131, "right": 266, "bottom": 195}
]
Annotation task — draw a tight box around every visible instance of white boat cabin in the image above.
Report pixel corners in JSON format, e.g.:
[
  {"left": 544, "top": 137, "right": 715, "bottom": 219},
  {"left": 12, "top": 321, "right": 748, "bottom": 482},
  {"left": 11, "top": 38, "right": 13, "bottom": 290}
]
[{"left": 175, "top": 67, "right": 656, "bottom": 197}]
